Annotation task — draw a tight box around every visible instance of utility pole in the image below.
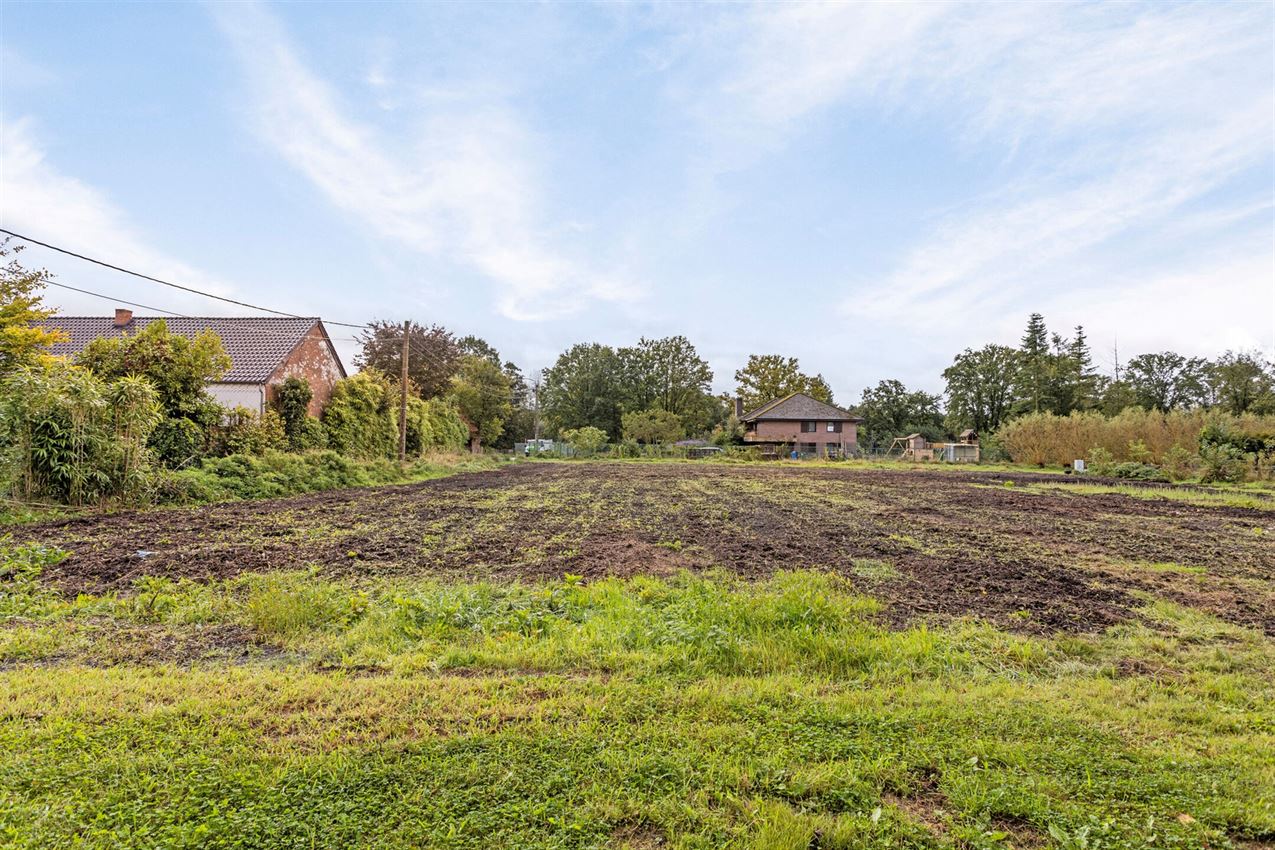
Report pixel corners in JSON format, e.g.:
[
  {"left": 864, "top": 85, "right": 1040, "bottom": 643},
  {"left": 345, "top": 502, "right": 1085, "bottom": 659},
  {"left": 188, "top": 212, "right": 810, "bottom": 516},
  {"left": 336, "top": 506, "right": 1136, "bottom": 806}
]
[
  {"left": 398, "top": 320, "right": 409, "bottom": 464},
  {"left": 532, "top": 370, "right": 544, "bottom": 441}
]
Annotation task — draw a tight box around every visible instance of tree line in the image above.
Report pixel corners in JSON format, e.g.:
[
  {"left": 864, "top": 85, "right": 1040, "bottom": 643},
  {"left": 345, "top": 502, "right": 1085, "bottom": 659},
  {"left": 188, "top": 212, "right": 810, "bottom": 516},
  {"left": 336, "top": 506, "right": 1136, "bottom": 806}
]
[
  {"left": 4, "top": 233, "right": 1272, "bottom": 462},
  {"left": 938, "top": 313, "right": 1273, "bottom": 435},
  {"left": 363, "top": 310, "right": 1275, "bottom": 451}
]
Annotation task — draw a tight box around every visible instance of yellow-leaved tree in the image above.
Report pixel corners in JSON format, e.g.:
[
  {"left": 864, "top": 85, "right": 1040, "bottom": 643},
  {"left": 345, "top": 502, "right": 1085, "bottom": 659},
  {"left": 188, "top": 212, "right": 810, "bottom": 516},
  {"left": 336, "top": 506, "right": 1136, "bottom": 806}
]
[{"left": 1, "top": 238, "right": 66, "bottom": 371}]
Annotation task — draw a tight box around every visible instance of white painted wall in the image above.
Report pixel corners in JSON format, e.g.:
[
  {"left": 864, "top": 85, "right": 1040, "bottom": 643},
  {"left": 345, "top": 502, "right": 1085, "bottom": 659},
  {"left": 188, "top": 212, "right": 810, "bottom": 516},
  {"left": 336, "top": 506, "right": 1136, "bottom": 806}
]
[{"left": 208, "top": 383, "right": 265, "bottom": 414}]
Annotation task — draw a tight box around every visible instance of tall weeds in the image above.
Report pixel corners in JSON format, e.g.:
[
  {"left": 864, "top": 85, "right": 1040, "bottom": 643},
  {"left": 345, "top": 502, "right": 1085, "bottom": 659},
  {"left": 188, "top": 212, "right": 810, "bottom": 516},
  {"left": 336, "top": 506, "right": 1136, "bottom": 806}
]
[{"left": 998, "top": 408, "right": 1275, "bottom": 470}]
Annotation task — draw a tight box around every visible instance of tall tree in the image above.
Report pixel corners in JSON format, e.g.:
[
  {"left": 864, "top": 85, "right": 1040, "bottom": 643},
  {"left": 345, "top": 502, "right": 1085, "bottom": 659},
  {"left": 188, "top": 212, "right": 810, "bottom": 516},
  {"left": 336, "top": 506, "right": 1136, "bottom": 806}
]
[
  {"left": 621, "top": 409, "right": 684, "bottom": 444},
  {"left": 855, "top": 380, "right": 944, "bottom": 448},
  {"left": 0, "top": 238, "right": 66, "bottom": 372},
  {"left": 542, "top": 343, "right": 625, "bottom": 437},
  {"left": 623, "top": 336, "right": 714, "bottom": 430},
  {"left": 356, "top": 320, "right": 460, "bottom": 399},
  {"left": 456, "top": 334, "right": 533, "bottom": 445},
  {"left": 734, "top": 354, "right": 833, "bottom": 410},
  {"left": 450, "top": 355, "right": 513, "bottom": 447},
  {"left": 457, "top": 335, "right": 501, "bottom": 365},
  {"left": 1064, "top": 325, "right": 1100, "bottom": 413},
  {"left": 1210, "top": 350, "right": 1275, "bottom": 414},
  {"left": 1123, "top": 352, "right": 1211, "bottom": 412},
  {"left": 943, "top": 344, "right": 1019, "bottom": 434},
  {"left": 1015, "top": 313, "right": 1052, "bottom": 414}
]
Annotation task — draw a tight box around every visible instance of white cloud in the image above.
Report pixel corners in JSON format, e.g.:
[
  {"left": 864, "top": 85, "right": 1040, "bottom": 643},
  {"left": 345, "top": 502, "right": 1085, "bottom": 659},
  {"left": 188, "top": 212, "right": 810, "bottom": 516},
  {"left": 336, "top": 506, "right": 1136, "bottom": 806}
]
[
  {"left": 211, "top": 2, "right": 634, "bottom": 322},
  {"left": 0, "top": 117, "right": 240, "bottom": 315},
  {"left": 669, "top": 2, "right": 1273, "bottom": 362}
]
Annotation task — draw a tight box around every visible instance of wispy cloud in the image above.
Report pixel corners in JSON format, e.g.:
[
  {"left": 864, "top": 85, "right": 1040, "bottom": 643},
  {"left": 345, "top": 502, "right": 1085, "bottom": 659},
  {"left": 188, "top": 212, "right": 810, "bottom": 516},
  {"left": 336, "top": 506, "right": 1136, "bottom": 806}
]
[
  {"left": 211, "top": 2, "right": 633, "bottom": 322},
  {"left": 0, "top": 118, "right": 238, "bottom": 313},
  {"left": 673, "top": 2, "right": 1273, "bottom": 358}
]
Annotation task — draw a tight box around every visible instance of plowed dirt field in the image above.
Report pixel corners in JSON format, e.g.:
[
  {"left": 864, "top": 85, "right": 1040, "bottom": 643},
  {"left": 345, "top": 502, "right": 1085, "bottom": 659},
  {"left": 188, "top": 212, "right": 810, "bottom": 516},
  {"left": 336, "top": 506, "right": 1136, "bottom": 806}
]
[{"left": 22, "top": 462, "right": 1275, "bottom": 634}]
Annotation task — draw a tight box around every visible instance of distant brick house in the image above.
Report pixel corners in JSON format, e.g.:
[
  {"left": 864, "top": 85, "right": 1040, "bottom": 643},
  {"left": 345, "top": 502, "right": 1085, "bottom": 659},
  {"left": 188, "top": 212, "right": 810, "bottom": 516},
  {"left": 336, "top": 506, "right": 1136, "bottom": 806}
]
[
  {"left": 43, "top": 309, "right": 346, "bottom": 416},
  {"left": 737, "top": 392, "right": 862, "bottom": 458}
]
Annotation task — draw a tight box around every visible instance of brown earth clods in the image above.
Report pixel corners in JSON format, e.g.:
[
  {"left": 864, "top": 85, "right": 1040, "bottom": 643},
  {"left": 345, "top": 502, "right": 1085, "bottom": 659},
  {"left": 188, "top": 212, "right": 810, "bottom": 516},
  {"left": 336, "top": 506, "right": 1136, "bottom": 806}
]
[{"left": 16, "top": 463, "right": 1275, "bottom": 635}]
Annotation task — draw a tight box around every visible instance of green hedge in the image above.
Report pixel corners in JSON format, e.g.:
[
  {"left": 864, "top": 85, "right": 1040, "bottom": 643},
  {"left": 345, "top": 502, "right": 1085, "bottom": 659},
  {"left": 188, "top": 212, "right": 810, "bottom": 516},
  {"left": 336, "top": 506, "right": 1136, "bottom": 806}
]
[{"left": 157, "top": 450, "right": 456, "bottom": 503}]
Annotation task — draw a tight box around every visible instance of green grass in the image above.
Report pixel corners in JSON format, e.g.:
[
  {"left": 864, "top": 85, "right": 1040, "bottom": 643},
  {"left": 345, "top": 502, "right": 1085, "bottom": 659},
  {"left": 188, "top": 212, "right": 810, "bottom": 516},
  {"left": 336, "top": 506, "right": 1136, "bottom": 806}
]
[
  {"left": 1021, "top": 481, "right": 1275, "bottom": 511},
  {"left": 521, "top": 455, "right": 1071, "bottom": 477},
  {"left": 2, "top": 556, "right": 1272, "bottom": 849},
  {"left": 0, "top": 452, "right": 502, "bottom": 525}
]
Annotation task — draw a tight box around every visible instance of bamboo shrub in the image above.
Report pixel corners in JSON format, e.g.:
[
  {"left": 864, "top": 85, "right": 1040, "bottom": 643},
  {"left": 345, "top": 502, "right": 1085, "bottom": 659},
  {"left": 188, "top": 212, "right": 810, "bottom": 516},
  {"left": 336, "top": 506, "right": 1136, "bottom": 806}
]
[
  {"left": 998, "top": 408, "right": 1275, "bottom": 468},
  {"left": 0, "top": 363, "right": 162, "bottom": 506},
  {"left": 109, "top": 375, "right": 163, "bottom": 502}
]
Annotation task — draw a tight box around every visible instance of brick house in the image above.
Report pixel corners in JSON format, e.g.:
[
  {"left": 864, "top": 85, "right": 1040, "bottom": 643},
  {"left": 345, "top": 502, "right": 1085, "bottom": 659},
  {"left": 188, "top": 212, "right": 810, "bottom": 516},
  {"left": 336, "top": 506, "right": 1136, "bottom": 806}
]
[
  {"left": 737, "top": 392, "right": 862, "bottom": 458},
  {"left": 44, "top": 309, "right": 346, "bottom": 416}
]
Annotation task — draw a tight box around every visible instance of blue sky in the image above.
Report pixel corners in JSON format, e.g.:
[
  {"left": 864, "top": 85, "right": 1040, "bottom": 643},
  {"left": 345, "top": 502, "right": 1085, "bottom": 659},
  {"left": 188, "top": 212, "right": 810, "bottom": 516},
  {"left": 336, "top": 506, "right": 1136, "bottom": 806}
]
[{"left": 2, "top": 1, "right": 1272, "bottom": 399}]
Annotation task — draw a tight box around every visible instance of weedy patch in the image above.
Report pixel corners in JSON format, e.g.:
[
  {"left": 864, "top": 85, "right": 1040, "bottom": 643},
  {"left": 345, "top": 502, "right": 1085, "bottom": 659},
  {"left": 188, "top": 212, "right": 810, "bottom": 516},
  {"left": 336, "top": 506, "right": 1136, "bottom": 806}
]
[{"left": 3, "top": 465, "right": 1274, "bottom": 849}]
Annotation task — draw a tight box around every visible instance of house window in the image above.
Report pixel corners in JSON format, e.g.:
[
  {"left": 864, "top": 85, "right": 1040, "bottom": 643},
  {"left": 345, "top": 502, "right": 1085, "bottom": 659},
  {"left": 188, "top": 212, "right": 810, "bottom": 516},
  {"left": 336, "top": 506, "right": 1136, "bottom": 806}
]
[
  {"left": 801, "top": 421, "right": 817, "bottom": 433},
  {"left": 826, "top": 421, "right": 842, "bottom": 433}
]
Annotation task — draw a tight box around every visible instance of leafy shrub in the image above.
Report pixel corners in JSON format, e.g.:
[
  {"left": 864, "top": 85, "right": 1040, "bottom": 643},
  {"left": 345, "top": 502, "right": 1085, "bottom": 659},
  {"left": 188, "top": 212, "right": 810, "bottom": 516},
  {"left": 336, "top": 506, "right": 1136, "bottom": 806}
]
[
  {"left": 404, "top": 396, "right": 468, "bottom": 456},
  {"left": 149, "top": 417, "right": 205, "bottom": 468},
  {"left": 1107, "top": 462, "right": 1168, "bottom": 482},
  {"left": 1126, "top": 439, "right": 1153, "bottom": 464},
  {"left": 157, "top": 449, "right": 465, "bottom": 503},
  {"left": 1198, "top": 444, "right": 1247, "bottom": 484},
  {"left": 0, "top": 363, "right": 161, "bottom": 505},
  {"left": 323, "top": 372, "right": 398, "bottom": 459},
  {"left": 1160, "top": 445, "right": 1197, "bottom": 482},
  {"left": 274, "top": 377, "right": 314, "bottom": 450},
  {"left": 208, "top": 407, "right": 287, "bottom": 457},
  {"left": 76, "top": 319, "right": 229, "bottom": 427},
  {"left": 321, "top": 373, "right": 468, "bottom": 460},
  {"left": 560, "top": 426, "right": 608, "bottom": 456},
  {"left": 294, "top": 416, "right": 327, "bottom": 451},
  {"left": 622, "top": 409, "right": 683, "bottom": 445},
  {"left": 1086, "top": 447, "right": 1114, "bottom": 476}
]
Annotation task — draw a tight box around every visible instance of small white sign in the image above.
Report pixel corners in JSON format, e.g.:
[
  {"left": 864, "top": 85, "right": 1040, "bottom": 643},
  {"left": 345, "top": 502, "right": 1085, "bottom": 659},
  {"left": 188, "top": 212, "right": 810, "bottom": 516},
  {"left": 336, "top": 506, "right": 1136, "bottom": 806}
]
[{"left": 1074, "top": 459, "right": 1086, "bottom": 472}]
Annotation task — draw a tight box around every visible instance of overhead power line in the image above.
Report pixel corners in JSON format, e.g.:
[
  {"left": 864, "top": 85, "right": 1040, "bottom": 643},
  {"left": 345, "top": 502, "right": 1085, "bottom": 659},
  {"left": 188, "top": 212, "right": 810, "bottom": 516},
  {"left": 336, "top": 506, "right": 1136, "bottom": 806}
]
[
  {"left": 42, "top": 277, "right": 466, "bottom": 373},
  {"left": 42, "top": 278, "right": 368, "bottom": 345},
  {"left": 1, "top": 227, "right": 370, "bottom": 329},
  {"left": 45, "top": 280, "right": 187, "bottom": 318}
]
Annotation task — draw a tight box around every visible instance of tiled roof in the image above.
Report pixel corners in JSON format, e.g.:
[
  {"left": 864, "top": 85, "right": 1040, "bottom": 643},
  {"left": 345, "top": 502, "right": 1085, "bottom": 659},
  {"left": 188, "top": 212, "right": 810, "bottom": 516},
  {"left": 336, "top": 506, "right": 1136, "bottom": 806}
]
[
  {"left": 740, "top": 392, "right": 862, "bottom": 422},
  {"left": 42, "top": 316, "right": 343, "bottom": 384}
]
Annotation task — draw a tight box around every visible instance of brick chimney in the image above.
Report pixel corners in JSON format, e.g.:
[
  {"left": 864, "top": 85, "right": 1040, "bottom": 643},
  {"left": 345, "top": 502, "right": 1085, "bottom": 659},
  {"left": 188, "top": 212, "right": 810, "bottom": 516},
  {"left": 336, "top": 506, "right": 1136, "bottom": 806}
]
[
  {"left": 734, "top": 397, "right": 744, "bottom": 419},
  {"left": 113, "top": 308, "right": 133, "bottom": 327}
]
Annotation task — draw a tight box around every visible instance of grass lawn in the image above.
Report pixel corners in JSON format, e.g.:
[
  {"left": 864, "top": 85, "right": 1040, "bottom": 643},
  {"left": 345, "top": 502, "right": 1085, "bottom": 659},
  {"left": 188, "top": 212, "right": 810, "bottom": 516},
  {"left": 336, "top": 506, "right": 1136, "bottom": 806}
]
[{"left": 2, "top": 463, "right": 1272, "bottom": 849}]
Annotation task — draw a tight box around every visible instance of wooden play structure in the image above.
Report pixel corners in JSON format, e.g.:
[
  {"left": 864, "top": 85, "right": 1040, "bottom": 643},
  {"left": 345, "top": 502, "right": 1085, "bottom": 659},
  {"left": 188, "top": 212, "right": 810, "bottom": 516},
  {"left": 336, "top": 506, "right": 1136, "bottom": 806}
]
[{"left": 888, "top": 430, "right": 981, "bottom": 462}]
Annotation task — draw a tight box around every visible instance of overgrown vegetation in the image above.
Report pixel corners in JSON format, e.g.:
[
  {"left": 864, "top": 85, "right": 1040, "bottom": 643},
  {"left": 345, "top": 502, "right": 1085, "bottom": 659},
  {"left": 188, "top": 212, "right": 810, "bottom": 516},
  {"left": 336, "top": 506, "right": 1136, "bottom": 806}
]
[
  {"left": 996, "top": 408, "right": 1275, "bottom": 480},
  {"left": 0, "top": 362, "right": 161, "bottom": 504},
  {"left": 1, "top": 556, "right": 1270, "bottom": 849},
  {"left": 157, "top": 450, "right": 494, "bottom": 503}
]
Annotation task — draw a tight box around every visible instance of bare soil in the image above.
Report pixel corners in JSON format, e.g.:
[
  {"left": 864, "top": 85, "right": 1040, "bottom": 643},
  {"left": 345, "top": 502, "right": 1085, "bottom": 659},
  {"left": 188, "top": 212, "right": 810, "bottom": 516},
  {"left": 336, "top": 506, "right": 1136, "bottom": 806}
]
[{"left": 18, "top": 463, "right": 1275, "bottom": 634}]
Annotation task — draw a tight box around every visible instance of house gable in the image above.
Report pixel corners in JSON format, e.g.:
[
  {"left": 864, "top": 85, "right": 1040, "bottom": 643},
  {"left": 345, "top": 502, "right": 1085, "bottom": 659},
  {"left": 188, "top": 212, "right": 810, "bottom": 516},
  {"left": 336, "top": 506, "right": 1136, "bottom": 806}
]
[{"left": 266, "top": 324, "right": 348, "bottom": 416}]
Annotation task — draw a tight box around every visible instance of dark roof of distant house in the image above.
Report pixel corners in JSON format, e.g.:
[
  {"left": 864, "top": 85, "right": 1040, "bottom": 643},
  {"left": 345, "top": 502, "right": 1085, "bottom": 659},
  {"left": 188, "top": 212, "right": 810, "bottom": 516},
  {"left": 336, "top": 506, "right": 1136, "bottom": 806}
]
[
  {"left": 740, "top": 392, "right": 862, "bottom": 422},
  {"left": 42, "top": 315, "right": 346, "bottom": 384}
]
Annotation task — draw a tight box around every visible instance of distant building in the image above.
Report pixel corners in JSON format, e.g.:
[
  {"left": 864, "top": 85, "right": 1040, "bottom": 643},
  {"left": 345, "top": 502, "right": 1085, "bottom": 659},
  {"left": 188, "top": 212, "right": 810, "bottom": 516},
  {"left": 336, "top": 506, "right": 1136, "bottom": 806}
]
[
  {"left": 737, "top": 392, "right": 862, "bottom": 458},
  {"left": 43, "top": 308, "right": 346, "bottom": 416},
  {"left": 892, "top": 430, "right": 981, "bottom": 462}
]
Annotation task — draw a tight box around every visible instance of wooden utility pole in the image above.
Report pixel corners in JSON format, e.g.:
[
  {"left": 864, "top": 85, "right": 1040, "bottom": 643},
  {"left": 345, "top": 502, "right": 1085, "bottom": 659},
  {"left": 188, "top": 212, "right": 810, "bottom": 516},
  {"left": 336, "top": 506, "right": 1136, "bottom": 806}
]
[
  {"left": 532, "top": 371, "right": 543, "bottom": 442},
  {"left": 398, "top": 320, "right": 409, "bottom": 464}
]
